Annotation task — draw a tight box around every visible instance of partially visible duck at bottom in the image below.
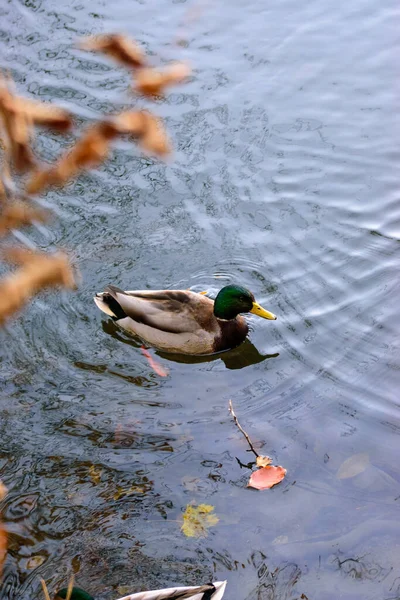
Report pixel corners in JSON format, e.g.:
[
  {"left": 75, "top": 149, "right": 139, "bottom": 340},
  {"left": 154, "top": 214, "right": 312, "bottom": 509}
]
[{"left": 54, "top": 581, "right": 227, "bottom": 600}]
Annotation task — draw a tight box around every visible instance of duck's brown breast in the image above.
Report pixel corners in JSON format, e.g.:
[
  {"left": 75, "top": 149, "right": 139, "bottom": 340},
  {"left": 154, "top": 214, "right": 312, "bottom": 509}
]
[{"left": 213, "top": 316, "right": 249, "bottom": 352}]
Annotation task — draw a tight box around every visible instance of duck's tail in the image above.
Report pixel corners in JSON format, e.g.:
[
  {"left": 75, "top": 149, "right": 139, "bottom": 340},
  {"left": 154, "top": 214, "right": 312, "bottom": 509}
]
[{"left": 94, "top": 285, "right": 127, "bottom": 320}]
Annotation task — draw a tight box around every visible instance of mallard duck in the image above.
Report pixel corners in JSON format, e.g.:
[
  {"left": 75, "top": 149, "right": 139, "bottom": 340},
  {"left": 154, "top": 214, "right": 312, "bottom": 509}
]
[
  {"left": 55, "top": 581, "right": 227, "bottom": 600},
  {"left": 94, "top": 284, "right": 276, "bottom": 355}
]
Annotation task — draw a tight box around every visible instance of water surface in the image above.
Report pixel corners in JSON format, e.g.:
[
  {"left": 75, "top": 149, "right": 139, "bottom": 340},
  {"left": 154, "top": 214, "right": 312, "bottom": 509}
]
[{"left": 0, "top": 0, "right": 399, "bottom": 599}]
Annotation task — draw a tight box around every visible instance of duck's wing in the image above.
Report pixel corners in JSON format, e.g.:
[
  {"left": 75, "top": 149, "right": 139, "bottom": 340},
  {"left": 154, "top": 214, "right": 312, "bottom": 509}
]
[
  {"left": 97, "top": 286, "right": 214, "bottom": 334},
  {"left": 116, "top": 581, "right": 227, "bottom": 600}
]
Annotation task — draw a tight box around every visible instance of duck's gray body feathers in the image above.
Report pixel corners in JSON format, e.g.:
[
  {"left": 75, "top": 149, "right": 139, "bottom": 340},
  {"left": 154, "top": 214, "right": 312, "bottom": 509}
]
[{"left": 94, "top": 286, "right": 248, "bottom": 355}]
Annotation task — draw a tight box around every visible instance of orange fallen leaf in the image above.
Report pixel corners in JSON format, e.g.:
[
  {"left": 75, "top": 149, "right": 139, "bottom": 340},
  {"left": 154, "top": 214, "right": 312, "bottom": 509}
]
[
  {"left": 0, "top": 80, "right": 35, "bottom": 173},
  {"left": 79, "top": 34, "right": 147, "bottom": 69},
  {"left": 0, "top": 249, "right": 76, "bottom": 326},
  {"left": 18, "top": 97, "right": 73, "bottom": 132},
  {"left": 134, "top": 62, "right": 191, "bottom": 98},
  {"left": 138, "top": 112, "right": 171, "bottom": 156},
  {"left": 248, "top": 466, "right": 286, "bottom": 490},
  {"left": 26, "top": 123, "right": 114, "bottom": 195},
  {"left": 110, "top": 110, "right": 171, "bottom": 156},
  {"left": 141, "top": 346, "right": 168, "bottom": 377},
  {"left": 26, "top": 111, "right": 170, "bottom": 195}
]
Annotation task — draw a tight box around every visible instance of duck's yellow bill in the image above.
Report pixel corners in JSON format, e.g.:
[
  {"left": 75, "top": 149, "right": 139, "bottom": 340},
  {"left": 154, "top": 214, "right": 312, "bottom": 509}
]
[{"left": 250, "top": 301, "right": 277, "bottom": 320}]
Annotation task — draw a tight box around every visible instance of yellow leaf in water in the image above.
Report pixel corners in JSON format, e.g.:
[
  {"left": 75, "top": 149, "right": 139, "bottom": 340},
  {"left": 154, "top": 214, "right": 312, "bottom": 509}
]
[
  {"left": 181, "top": 503, "right": 219, "bottom": 538},
  {"left": 337, "top": 452, "right": 370, "bottom": 479},
  {"left": 27, "top": 555, "right": 45, "bottom": 569},
  {"left": 117, "top": 586, "right": 133, "bottom": 596},
  {"left": 256, "top": 455, "right": 273, "bottom": 467},
  {"left": 89, "top": 465, "right": 102, "bottom": 485},
  {"left": 114, "top": 485, "right": 146, "bottom": 500}
]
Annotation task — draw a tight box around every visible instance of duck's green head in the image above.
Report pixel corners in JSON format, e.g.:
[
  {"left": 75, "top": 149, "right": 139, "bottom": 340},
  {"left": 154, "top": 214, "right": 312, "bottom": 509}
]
[
  {"left": 55, "top": 588, "right": 94, "bottom": 600},
  {"left": 213, "top": 285, "right": 277, "bottom": 321}
]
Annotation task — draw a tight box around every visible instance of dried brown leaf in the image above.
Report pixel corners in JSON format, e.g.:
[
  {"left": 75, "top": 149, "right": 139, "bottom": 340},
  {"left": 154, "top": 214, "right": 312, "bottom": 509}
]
[
  {"left": 112, "top": 110, "right": 171, "bottom": 156},
  {"left": 134, "top": 62, "right": 191, "bottom": 98},
  {"left": 26, "top": 124, "right": 113, "bottom": 195},
  {"left": 26, "top": 109, "right": 170, "bottom": 195},
  {"left": 0, "top": 175, "right": 5, "bottom": 203},
  {"left": 248, "top": 466, "right": 287, "bottom": 490},
  {"left": 138, "top": 112, "right": 171, "bottom": 156},
  {"left": 79, "top": 34, "right": 147, "bottom": 69},
  {"left": 0, "top": 481, "right": 7, "bottom": 501},
  {"left": 0, "top": 201, "right": 49, "bottom": 236},
  {"left": 110, "top": 111, "right": 146, "bottom": 136},
  {"left": 0, "top": 249, "right": 76, "bottom": 326},
  {"left": 0, "top": 78, "right": 35, "bottom": 173},
  {"left": 18, "top": 98, "right": 73, "bottom": 132}
]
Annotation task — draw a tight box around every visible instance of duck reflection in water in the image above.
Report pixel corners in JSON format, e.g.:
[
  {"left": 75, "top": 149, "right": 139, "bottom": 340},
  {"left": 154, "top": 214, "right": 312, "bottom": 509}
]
[{"left": 102, "top": 319, "right": 279, "bottom": 370}]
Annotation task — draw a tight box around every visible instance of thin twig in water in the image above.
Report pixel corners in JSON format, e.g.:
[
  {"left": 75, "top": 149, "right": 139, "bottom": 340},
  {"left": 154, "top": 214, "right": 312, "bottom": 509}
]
[{"left": 228, "top": 399, "right": 259, "bottom": 458}]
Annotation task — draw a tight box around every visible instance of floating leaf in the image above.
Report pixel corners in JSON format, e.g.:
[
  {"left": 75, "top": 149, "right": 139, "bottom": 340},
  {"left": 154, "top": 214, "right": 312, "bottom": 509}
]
[
  {"left": 89, "top": 465, "right": 102, "bottom": 485},
  {"left": 248, "top": 466, "right": 286, "bottom": 490},
  {"left": 336, "top": 452, "right": 369, "bottom": 480},
  {"left": 181, "top": 503, "right": 219, "bottom": 538},
  {"left": 114, "top": 484, "right": 146, "bottom": 500},
  {"left": 256, "top": 455, "right": 272, "bottom": 468},
  {"left": 79, "top": 34, "right": 147, "bottom": 69},
  {"left": 27, "top": 554, "right": 45, "bottom": 569}
]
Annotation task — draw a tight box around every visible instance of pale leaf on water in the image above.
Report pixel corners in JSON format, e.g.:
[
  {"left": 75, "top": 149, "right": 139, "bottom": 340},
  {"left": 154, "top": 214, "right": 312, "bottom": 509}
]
[
  {"left": 256, "top": 455, "right": 273, "bottom": 467},
  {"left": 336, "top": 452, "right": 370, "bottom": 480},
  {"left": 27, "top": 555, "right": 45, "bottom": 569},
  {"left": 88, "top": 465, "right": 102, "bottom": 485},
  {"left": 181, "top": 503, "right": 219, "bottom": 538}
]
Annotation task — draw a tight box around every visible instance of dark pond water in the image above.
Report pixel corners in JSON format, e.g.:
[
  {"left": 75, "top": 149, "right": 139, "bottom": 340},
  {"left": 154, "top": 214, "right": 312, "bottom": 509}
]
[{"left": 0, "top": 0, "right": 399, "bottom": 598}]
